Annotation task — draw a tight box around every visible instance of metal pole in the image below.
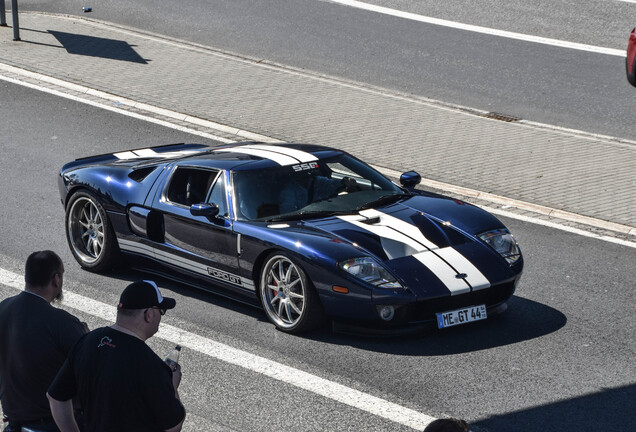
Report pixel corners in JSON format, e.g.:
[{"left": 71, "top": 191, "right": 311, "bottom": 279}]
[
  {"left": 10, "top": 0, "right": 18, "bottom": 41},
  {"left": 1, "top": 0, "right": 7, "bottom": 27}
]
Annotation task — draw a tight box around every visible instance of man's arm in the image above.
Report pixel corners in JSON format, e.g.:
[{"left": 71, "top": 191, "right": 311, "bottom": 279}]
[
  {"left": 47, "top": 393, "right": 80, "bottom": 432},
  {"left": 164, "top": 363, "right": 185, "bottom": 431}
]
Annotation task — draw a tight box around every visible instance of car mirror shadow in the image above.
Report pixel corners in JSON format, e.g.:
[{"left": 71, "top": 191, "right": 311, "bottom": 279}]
[{"left": 307, "top": 295, "right": 567, "bottom": 356}]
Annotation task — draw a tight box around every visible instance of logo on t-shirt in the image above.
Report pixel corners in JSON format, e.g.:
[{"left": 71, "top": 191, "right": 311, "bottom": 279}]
[{"left": 98, "top": 336, "right": 116, "bottom": 348}]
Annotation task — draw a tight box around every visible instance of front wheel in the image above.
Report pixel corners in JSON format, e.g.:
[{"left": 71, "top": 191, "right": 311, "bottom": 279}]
[
  {"left": 65, "top": 191, "right": 119, "bottom": 272},
  {"left": 259, "top": 254, "right": 325, "bottom": 333}
]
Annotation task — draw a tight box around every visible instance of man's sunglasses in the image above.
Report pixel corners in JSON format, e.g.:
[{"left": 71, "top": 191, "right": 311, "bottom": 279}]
[{"left": 146, "top": 307, "right": 166, "bottom": 316}]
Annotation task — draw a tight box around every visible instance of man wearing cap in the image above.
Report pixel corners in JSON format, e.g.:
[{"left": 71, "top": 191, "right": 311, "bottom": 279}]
[
  {"left": 47, "top": 280, "right": 186, "bottom": 432},
  {"left": 0, "top": 250, "right": 88, "bottom": 432}
]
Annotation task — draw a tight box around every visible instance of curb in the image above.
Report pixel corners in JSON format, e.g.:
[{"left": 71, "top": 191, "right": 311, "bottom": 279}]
[{"left": 1, "top": 13, "right": 634, "bottom": 240}]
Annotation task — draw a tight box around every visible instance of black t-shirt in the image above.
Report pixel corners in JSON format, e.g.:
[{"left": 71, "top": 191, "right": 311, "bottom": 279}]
[
  {"left": 48, "top": 327, "right": 185, "bottom": 432},
  {"left": 0, "top": 291, "right": 86, "bottom": 422}
]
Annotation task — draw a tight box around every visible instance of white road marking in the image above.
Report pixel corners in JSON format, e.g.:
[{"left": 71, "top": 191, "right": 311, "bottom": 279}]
[
  {"left": 328, "top": 0, "right": 625, "bottom": 57},
  {"left": 0, "top": 267, "right": 436, "bottom": 430},
  {"left": 0, "top": 64, "right": 279, "bottom": 144},
  {"left": 485, "top": 207, "right": 636, "bottom": 250},
  {"left": 0, "top": 60, "right": 634, "bottom": 245},
  {"left": 373, "top": 166, "right": 636, "bottom": 247}
]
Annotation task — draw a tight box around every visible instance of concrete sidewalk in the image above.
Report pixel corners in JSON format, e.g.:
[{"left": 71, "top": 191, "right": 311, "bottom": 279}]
[{"left": 1, "top": 12, "right": 634, "bottom": 236}]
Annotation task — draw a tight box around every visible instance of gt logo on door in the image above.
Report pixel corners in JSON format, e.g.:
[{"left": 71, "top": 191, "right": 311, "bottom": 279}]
[
  {"left": 292, "top": 162, "right": 319, "bottom": 171},
  {"left": 207, "top": 268, "right": 242, "bottom": 285}
]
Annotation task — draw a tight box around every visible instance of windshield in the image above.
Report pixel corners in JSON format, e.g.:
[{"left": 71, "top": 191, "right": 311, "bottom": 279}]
[{"left": 232, "top": 153, "right": 407, "bottom": 221}]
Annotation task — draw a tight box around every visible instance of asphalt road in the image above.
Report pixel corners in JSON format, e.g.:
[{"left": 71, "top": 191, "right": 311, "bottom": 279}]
[
  {"left": 1, "top": 80, "right": 634, "bottom": 431},
  {"left": 19, "top": 0, "right": 636, "bottom": 140}
]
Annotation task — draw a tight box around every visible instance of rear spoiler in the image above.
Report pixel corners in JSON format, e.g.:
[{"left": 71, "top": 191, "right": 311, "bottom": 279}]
[{"left": 62, "top": 143, "right": 211, "bottom": 171}]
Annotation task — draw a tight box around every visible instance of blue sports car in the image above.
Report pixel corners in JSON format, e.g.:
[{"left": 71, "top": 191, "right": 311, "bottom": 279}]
[{"left": 59, "top": 142, "right": 523, "bottom": 334}]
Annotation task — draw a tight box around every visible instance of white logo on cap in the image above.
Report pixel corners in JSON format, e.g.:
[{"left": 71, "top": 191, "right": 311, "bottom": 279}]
[{"left": 143, "top": 280, "right": 163, "bottom": 303}]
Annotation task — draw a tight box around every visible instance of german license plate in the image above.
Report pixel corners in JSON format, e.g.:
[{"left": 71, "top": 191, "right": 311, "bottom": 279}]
[{"left": 436, "top": 305, "right": 487, "bottom": 329}]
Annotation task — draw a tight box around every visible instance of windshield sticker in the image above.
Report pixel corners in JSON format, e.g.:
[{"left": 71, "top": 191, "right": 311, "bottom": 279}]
[{"left": 292, "top": 162, "right": 319, "bottom": 171}]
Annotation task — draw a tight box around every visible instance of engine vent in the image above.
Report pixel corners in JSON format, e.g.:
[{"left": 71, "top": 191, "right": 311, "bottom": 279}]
[{"left": 128, "top": 166, "right": 157, "bottom": 183}]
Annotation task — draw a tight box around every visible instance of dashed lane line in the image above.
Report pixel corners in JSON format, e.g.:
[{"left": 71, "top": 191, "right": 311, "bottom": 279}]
[{"left": 0, "top": 267, "right": 436, "bottom": 431}]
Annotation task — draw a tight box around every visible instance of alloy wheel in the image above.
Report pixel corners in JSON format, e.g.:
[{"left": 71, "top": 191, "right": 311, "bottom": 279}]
[
  {"left": 261, "top": 255, "right": 307, "bottom": 329},
  {"left": 68, "top": 197, "right": 104, "bottom": 264}
]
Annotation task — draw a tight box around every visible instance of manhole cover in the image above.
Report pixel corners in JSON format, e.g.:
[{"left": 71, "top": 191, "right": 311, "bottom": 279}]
[{"left": 483, "top": 112, "right": 520, "bottom": 122}]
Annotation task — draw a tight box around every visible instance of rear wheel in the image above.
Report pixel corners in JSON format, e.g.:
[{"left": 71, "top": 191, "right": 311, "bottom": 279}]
[
  {"left": 259, "top": 253, "right": 325, "bottom": 333},
  {"left": 66, "top": 191, "right": 119, "bottom": 272}
]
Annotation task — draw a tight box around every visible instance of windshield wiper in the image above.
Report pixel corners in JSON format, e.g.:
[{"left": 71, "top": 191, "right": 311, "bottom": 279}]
[
  {"left": 357, "top": 193, "right": 412, "bottom": 211},
  {"left": 266, "top": 210, "right": 352, "bottom": 222}
]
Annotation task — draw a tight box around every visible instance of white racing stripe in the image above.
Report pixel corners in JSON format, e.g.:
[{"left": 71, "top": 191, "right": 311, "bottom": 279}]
[
  {"left": 118, "top": 239, "right": 255, "bottom": 291},
  {"left": 114, "top": 151, "right": 138, "bottom": 159},
  {"left": 413, "top": 250, "right": 470, "bottom": 295},
  {"left": 360, "top": 209, "right": 438, "bottom": 250},
  {"left": 435, "top": 247, "right": 490, "bottom": 291},
  {"left": 0, "top": 267, "right": 436, "bottom": 430},
  {"left": 338, "top": 210, "right": 490, "bottom": 293},
  {"left": 214, "top": 144, "right": 318, "bottom": 166},
  {"left": 114, "top": 148, "right": 202, "bottom": 160},
  {"left": 241, "top": 144, "right": 318, "bottom": 163},
  {"left": 338, "top": 214, "right": 429, "bottom": 258},
  {"left": 214, "top": 147, "right": 298, "bottom": 166}
]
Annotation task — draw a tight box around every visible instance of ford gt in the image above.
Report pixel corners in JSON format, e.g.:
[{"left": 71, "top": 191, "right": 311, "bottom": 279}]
[{"left": 58, "top": 142, "right": 523, "bottom": 334}]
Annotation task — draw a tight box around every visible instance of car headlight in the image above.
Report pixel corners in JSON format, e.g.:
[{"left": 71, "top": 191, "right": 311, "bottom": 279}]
[
  {"left": 338, "top": 257, "right": 403, "bottom": 289},
  {"left": 478, "top": 229, "right": 521, "bottom": 264}
]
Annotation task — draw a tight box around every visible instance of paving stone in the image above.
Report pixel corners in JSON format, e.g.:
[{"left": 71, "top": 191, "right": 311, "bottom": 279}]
[{"left": 0, "top": 12, "right": 634, "bottom": 232}]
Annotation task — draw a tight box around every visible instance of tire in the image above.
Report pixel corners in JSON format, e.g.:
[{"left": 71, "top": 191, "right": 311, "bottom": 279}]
[
  {"left": 259, "top": 253, "right": 325, "bottom": 333},
  {"left": 627, "top": 57, "right": 636, "bottom": 87},
  {"left": 65, "top": 191, "right": 120, "bottom": 272}
]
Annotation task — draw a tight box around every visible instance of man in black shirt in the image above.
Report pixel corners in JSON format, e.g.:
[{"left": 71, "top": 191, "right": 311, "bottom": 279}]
[
  {"left": 0, "top": 250, "right": 88, "bottom": 432},
  {"left": 47, "top": 280, "right": 186, "bottom": 432}
]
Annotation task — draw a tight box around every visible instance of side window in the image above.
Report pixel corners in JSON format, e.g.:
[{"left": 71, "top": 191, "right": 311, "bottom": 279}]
[
  {"left": 166, "top": 167, "right": 218, "bottom": 207},
  {"left": 208, "top": 172, "right": 228, "bottom": 217},
  {"left": 326, "top": 161, "right": 359, "bottom": 180}
]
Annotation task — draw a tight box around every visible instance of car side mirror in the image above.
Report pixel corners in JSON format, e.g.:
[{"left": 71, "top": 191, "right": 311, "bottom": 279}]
[
  {"left": 399, "top": 171, "right": 421, "bottom": 189},
  {"left": 190, "top": 203, "right": 220, "bottom": 218}
]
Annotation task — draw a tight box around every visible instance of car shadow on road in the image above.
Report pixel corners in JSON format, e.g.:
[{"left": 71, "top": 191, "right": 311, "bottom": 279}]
[
  {"left": 311, "top": 296, "right": 567, "bottom": 356},
  {"left": 472, "top": 383, "right": 636, "bottom": 432},
  {"left": 101, "top": 270, "right": 566, "bottom": 356},
  {"left": 100, "top": 268, "right": 265, "bottom": 320}
]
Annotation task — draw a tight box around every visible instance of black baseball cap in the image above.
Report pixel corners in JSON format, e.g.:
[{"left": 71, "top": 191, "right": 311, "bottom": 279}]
[{"left": 117, "top": 280, "right": 176, "bottom": 311}]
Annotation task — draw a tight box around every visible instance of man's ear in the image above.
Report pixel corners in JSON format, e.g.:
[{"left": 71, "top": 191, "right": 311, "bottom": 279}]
[
  {"left": 51, "top": 273, "right": 61, "bottom": 290},
  {"left": 143, "top": 308, "right": 153, "bottom": 323}
]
